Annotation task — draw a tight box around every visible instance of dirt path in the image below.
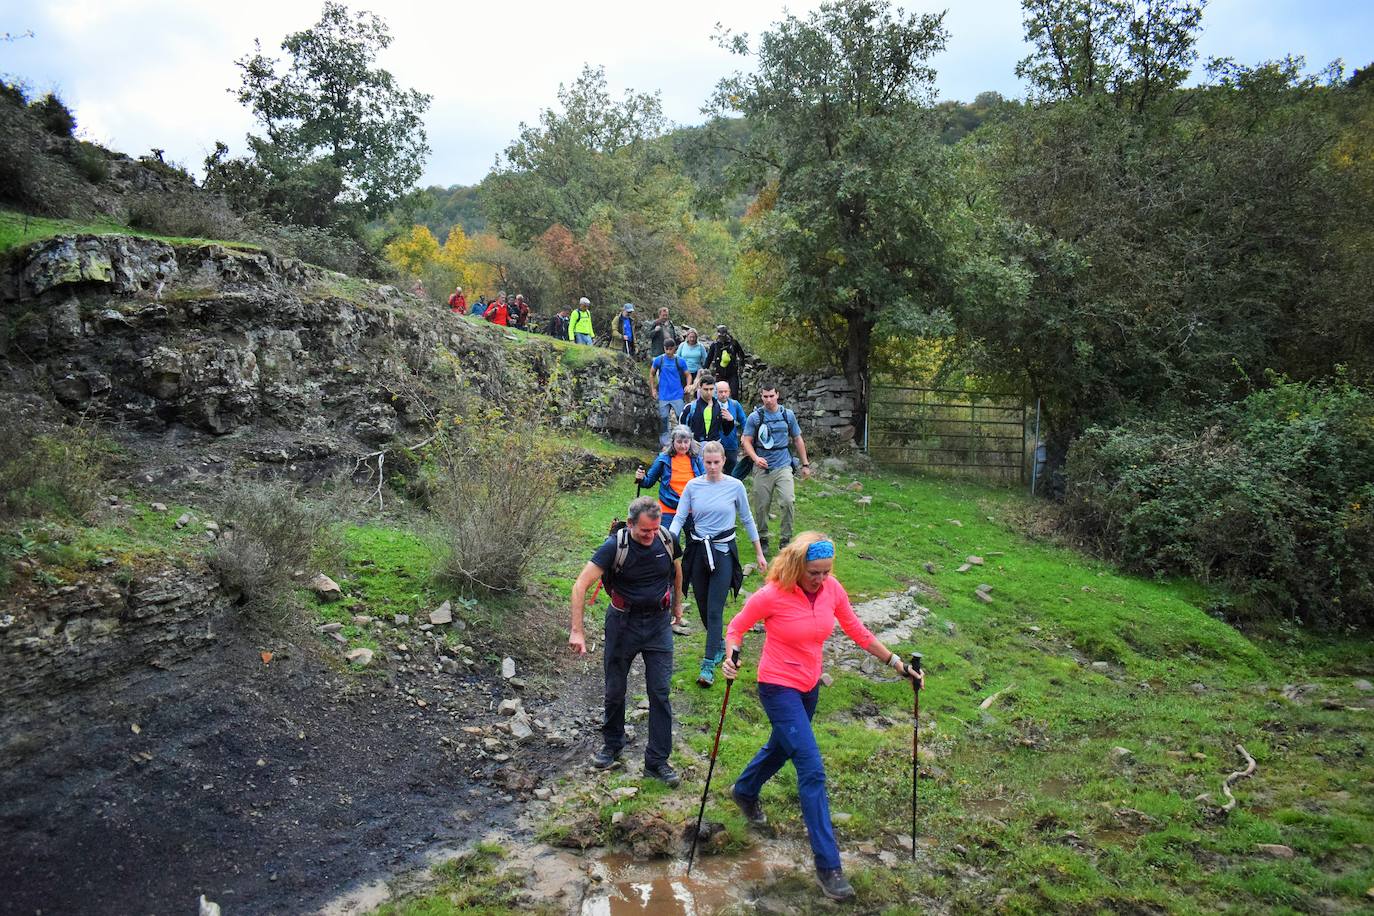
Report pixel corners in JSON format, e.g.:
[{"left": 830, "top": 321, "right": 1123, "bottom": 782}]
[{"left": 0, "top": 610, "right": 605, "bottom": 916}]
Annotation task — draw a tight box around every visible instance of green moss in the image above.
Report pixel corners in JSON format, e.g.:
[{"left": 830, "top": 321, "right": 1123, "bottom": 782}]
[{"left": 0, "top": 208, "right": 263, "bottom": 255}]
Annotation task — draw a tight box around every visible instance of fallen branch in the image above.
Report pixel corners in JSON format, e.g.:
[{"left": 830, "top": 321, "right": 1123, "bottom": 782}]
[
  {"left": 353, "top": 434, "right": 436, "bottom": 510},
  {"left": 979, "top": 684, "right": 1015, "bottom": 710},
  {"left": 1194, "top": 744, "right": 1256, "bottom": 812}
]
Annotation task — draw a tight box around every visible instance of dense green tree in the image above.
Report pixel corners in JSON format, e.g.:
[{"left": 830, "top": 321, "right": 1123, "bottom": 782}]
[
  {"left": 480, "top": 65, "right": 680, "bottom": 244},
  {"left": 958, "top": 54, "right": 1372, "bottom": 479},
  {"left": 216, "top": 1, "right": 431, "bottom": 226},
  {"left": 707, "top": 0, "right": 986, "bottom": 422},
  {"left": 1016, "top": 0, "right": 1206, "bottom": 110}
]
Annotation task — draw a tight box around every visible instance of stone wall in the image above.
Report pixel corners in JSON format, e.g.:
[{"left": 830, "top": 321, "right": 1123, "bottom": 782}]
[{"left": 732, "top": 363, "right": 860, "bottom": 452}]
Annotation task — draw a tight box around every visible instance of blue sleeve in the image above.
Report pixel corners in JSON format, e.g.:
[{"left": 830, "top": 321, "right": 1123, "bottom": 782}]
[
  {"left": 787, "top": 409, "right": 802, "bottom": 437},
  {"left": 742, "top": 412, "right": 760, "bottom": 438},
  {"left": 651, "top": 355, "right": 662, "bottom": 372},
  {"left": 589, "top": 535, "right": 618, "bottom": 570},
  {"left": 642, "top": 454, "right": 666, "bottom": 486},
  {"left": 735, "top": 480, "right": 760, "bottom": 542},
  {"left": 731, "top": 402, "right": 746, "bottom": 426}
]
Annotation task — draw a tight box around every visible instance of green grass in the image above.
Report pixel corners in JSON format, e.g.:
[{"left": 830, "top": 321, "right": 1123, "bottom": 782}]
[
  {"left": 373, "top": 842, "right": 556, "bottom": 915},
  {"left": 0, "top": 208, "right": 261, "bottom": 255},
  {"left": 536, "top": 466, "right": 1374, "bottom": 914}
]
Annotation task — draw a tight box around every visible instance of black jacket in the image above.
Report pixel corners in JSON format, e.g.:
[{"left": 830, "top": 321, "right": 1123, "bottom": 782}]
[{"left": 679, "top": 397, "right": 736, "bottom": 443}]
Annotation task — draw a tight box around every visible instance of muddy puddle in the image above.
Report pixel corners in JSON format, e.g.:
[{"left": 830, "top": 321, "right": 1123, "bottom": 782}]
[{"left": 581, "top": 842, "right": 808, "bottom": 915}]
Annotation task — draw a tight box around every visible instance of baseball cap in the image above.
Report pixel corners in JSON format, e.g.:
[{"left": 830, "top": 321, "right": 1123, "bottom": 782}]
[
  {"left": 579, "top": 297, "right": 590, "bottom": 305},
  {"left": 623, "top": 303, "right": 635, "bottom": 311}
]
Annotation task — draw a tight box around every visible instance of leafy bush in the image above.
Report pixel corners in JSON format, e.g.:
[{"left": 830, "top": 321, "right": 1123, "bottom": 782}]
[
  {"left": 67, "top": 141, "right": 109, "bottom": 183},
  {"left": 126, "top": 190, "right": 246, "bottom": 241},
  {"left": 0, "top": 81, "right": 26, "bottom": 107},
  {"left": 30, "top": 93, "right": 75, "bottom": 137},
  {"left": 210, "top": 481, "right": 341, "bottom": 613},
  {"left": 0, "top": 406, "right": 108, "bottom": 521},
  {"left": 425, "top": 419, "right": 563, "bottom": 594},
  {"left": 245, "top": 219, "right": 385, "bottom": 276},
  {"left": 1065, "top": 378, "right": 1374, "bottom": 624}
]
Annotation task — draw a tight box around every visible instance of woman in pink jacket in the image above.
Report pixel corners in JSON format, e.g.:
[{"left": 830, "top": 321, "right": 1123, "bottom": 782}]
[{"left": 722, "top": 531, "right": 923, "bottom": 902}]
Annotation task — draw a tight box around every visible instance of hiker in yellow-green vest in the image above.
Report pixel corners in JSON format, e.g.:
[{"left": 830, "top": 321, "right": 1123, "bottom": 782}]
[
  {"left": 705, "top": 324, "right": 746, "bottom": 394},
  {"left": 569, "top": 297, "right": 595, "bottom": 345},
  {"left": 678, "top": 372, "right": 735, "bottom": 445}
]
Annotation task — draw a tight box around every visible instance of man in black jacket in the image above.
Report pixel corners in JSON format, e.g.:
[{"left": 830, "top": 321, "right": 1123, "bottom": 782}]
[{"left": 705, "top": 325, "right": 746, "bottom": 394}]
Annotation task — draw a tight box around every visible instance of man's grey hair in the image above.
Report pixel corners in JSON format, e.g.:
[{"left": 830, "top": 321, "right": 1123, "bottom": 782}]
[
  {"left": 660, "top": 425, "right": 702, "bottom": 456},
  {"left": 627, "top": 496, "right": 662, "bottom": 524}
]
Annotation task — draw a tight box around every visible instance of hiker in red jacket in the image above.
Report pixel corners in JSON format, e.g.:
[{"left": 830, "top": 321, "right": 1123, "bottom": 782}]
[
  {"left": 448, "top": 286, "right": 466, "bottom": 313},
  {"left": 486, "top": 291, "right": 510, "bottom": 326}
]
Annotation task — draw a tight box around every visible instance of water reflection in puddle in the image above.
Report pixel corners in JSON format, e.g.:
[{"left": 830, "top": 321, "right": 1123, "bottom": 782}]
[{"left": 581, "top": 843, "right": 804, "bottom": 915}]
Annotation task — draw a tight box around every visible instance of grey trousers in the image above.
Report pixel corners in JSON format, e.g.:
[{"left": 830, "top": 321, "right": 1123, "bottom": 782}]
[{"left": 751, "top": 465, "right": 795, "bottom": 544}]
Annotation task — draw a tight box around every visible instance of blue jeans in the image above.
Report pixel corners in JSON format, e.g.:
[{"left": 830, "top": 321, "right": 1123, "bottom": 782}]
[
  {"left": 686, "top": 540, "right": 734, "bottom": 661},
  {"left": 734, "top": 681, "right": 839, "bottom": 870},
  {"left": 575, "top": 332, "right": 593, "bottom": 345},
  {"left": 602, "top": 605, "right": 674, "bottom": 767},
  {"left": 658, "top": 398, "right": 684, "bottom": 446}
]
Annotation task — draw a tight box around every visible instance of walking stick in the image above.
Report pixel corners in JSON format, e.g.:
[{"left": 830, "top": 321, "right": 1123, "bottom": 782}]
[
  {"left": 909, "top": 652, "right": 923, "bottom": 862},
  {"left": 687, "top": 646, "right": 740, "bottom": 874}
]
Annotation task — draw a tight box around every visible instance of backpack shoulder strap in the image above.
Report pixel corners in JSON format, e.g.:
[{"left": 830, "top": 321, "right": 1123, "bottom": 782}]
[{"left": 613, "top": 527, "right": 630, "bottom": 574}]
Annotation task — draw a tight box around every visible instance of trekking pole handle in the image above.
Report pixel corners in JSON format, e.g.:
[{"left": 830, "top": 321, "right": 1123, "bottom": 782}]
[
  {"left": 909, "top": 652, "right": 923, "bottom": 690},
  {"left": 726, "top": 647, "right": 741, "bottom": 683}
]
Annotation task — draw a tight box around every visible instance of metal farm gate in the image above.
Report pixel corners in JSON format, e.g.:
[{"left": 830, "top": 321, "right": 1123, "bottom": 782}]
[{"left": 864, "top": 385, "right": 1035, "bottom": 485}]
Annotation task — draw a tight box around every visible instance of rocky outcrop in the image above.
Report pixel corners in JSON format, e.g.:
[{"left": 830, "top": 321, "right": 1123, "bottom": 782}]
[
  {"left": 0, "top": 234, "right": 657, "bottom": 457},
  {"left": 0, "top": 565, "right": 230, "bottom": 725}
]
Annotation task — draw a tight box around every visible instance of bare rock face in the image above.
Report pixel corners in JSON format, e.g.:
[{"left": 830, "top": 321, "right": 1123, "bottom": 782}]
[
  {"left": 0, "top": 565, "right": 231, "bottom": 730},
  {"left": 1, "top": 234, "right": 659, "bottom": 449}
]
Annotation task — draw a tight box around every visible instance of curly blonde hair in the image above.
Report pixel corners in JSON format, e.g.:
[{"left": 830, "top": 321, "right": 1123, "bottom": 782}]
[{"left": 765, "top": 531, "right": 833, "bottom": 591}]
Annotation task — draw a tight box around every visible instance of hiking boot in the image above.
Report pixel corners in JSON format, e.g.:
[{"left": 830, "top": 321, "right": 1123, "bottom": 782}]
[
  {"left": 759, "top": 537, "right": 770, "bottom": 554},
  {"left": 591, "top": 747, "right": 622, "bottom": 769},
  {"left": 696, "top": 661, "right": 715, "bottom": 688},
  {"left": 779, "top": 537, "right": 790, "bottom": 550},
  {"left": 816, "top": 867, "right": 855, "bottom": 901},
  {"left": 644, "top": 762, "right": 681, "bottom": 788},
  {"left": 731, "top": 785, "right": 768, "bottom": 827}
]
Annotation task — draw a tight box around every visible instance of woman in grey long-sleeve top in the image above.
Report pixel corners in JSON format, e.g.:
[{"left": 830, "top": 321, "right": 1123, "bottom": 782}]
[{"left": 669, "top": 441, "right": 769, "bottom": 687}]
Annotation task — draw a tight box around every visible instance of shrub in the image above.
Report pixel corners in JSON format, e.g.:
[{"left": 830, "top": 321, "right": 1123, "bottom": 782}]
[
  {"left": 426, "top": 420, "right": 563, "bottom": 594},
  {"left": 0, "top": 405, "right": 108, "bottom": 521},
  {"left": 0, "top": 81, "right": 26, "bottom": 107},
  {"left": 210, "top": 481, "right": 341, "bottom": 613},
  {"left": 245, "top": 219, "right": 379, "bottom": 275},
  {"left": 126, "top": 190, "right": 246, "bottom": 241},
  {"left": 67, "top": 140, "right": 109, "bottom": 183},
  {"left": 30, "top": 93, "right": 75, "bottom": 137},
  {"left": 1064, "top": 378, "right": 1374, "bottom": 624}
]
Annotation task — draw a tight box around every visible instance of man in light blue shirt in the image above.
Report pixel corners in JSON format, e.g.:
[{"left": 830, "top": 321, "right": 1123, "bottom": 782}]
[
  {"left": 649, "top": 339, "right": 689, "bottom": 447},
  {"left": 740, "top": 382, "right": 811, "bottom": 552}
]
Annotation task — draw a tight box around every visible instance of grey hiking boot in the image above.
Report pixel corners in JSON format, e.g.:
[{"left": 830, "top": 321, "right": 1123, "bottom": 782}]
[
  {"left": 816, "top": 867, "right": 855, "bottom": 901},
  {"left": 644, "top": 762, "right": 681, "bottom": 788},
  {"left": 731, "top": 784, "right": 768, "bottom": 827}
]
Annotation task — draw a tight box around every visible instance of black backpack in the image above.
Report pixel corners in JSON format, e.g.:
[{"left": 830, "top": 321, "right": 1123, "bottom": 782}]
[{"left": 600, "top": 521, "right": 675, "bottom": 598}]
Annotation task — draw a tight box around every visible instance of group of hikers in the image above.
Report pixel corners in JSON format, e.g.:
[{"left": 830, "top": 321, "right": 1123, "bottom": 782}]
[{"left": 567, "top": 372, "right": 925, "bottom": 903}]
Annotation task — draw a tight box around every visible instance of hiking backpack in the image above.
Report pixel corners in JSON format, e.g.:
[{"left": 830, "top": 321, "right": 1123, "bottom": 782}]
[{"left": 600, "top": 520, "right": 675, "bottom": 599}]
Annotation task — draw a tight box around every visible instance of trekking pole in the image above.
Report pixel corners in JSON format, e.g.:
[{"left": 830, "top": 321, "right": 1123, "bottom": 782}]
[
  {"left": 909, "top": 652, "right": 923, "bottom": 862},
  {"left": 687, "top": 646, "right": 741, "bottom": 874}
]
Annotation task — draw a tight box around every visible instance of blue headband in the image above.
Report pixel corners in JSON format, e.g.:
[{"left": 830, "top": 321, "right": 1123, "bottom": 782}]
[{"left": 806, "top": 540, "right": 835, "bottom": 561}]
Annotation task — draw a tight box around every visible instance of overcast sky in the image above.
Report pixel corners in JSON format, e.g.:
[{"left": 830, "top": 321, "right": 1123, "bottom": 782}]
[{"left": 2, "top": 0, "right": 1370, "bottom": 187}]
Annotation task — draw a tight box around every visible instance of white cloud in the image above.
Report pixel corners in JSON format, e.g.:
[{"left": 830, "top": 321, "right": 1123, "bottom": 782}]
[{"left": 1, "top": 0, "right": 1369, "bottom": 187}]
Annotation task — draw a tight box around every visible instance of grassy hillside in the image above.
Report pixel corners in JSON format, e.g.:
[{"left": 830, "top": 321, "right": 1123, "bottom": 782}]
[{"left": 532, "top": 465, "right": 1372, "bottom": 914}]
